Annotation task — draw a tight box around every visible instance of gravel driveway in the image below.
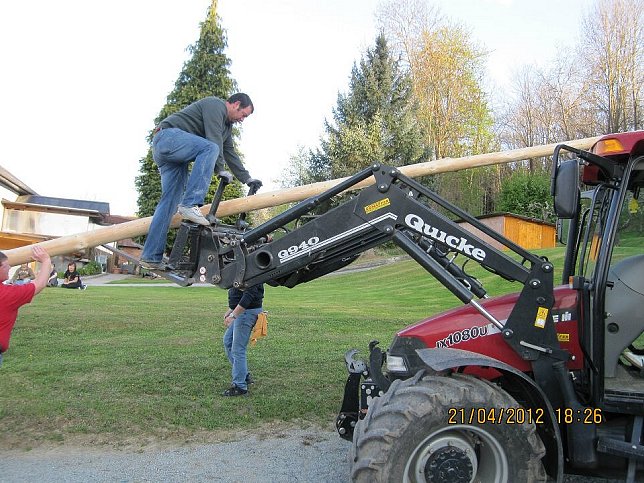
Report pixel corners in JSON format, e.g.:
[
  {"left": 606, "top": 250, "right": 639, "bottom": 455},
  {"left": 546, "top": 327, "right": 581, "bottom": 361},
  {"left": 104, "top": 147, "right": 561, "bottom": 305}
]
[
  {"left": 0, "top": 427, "right": 627, "bottom": 483},
  {"left": 0, "top": 427, "right": 352, "bottom": 483}
]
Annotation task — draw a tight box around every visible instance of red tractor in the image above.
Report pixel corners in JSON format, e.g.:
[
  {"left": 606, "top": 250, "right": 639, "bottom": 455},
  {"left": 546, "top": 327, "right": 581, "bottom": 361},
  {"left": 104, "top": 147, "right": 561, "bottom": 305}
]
[
  {"left": 339, "top": 131, "right": 644, "bottom": 482},
  {"left": 148, "top": 131, "right": 644, "bottom": 482}
]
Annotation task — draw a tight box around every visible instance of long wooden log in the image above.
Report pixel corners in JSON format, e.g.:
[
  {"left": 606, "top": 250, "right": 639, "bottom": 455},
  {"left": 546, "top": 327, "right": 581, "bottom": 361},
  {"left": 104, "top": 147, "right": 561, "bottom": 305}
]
[{"left": 5, "top": 136, "right": 601, "bottom": 265}]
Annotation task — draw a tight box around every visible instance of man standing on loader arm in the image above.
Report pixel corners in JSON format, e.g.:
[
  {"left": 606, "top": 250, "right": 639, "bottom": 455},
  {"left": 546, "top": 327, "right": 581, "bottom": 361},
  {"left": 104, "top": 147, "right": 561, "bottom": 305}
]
[
  {"left": 0, "top": 246, "right": 52, "bottom": 367},
  {"left": 141, "top": 92, "right": 263, "bottom": 269}
]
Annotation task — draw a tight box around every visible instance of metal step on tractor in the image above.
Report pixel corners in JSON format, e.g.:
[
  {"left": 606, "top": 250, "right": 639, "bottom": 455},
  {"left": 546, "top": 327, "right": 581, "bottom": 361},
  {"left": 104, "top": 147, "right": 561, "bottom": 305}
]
[{"left": 139, "top": 130, "right": 644, "bottom": 482}]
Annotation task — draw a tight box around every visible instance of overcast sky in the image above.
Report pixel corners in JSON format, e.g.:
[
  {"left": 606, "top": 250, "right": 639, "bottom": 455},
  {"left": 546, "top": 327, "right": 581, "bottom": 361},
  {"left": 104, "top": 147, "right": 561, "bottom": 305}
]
[{"left": 0, "top": 0, "right": 592, "bottom": 216}]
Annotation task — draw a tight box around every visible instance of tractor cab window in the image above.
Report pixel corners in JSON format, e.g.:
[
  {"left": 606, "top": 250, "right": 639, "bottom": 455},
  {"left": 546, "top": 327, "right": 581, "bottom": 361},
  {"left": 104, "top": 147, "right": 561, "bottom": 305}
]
[
  {"left": 610, "top": 189, "right": 644, "bottom": 266},
  {"left": 608, "top": 155, "right": 644, "bottom": 273},
  {"left": 577, "top": 185, "right": 612, "bottom": 280}
]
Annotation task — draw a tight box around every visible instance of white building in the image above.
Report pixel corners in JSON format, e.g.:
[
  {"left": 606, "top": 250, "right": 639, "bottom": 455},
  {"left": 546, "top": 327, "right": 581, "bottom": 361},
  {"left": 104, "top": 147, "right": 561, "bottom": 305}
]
[{"left": 0, "top": 164, "right": 134, "bottom": 274}]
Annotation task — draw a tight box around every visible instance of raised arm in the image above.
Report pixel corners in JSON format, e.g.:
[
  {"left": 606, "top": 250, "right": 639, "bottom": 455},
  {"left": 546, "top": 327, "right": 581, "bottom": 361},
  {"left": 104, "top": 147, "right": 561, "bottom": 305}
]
[{"left": 30, "top": 246, "right": 52, "bottom": 295}]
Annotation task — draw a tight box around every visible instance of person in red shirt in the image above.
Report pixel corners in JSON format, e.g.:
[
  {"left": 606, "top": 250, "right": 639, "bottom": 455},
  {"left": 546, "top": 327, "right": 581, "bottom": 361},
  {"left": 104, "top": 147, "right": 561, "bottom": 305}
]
[{"left": 0, "top": 245, "right": 52, "bottom": 366}]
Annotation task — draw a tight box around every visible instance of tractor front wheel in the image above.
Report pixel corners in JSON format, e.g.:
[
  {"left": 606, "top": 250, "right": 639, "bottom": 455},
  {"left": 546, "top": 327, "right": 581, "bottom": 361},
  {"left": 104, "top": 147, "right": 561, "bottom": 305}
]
[{"left": 350, "top": 372, "right": 547, "bottom": 482}]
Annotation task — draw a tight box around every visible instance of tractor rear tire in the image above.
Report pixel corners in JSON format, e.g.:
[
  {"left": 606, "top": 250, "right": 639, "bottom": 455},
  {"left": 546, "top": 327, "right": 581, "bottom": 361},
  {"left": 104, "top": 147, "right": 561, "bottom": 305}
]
[{"left": 350, "top": 372, "right": 547, "bottom": 483}]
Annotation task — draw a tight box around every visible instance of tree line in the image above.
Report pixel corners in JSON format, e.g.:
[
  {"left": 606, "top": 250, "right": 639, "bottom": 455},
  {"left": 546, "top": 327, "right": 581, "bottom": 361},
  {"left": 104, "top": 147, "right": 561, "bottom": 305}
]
[
  {"left": 283, "top": 0, "right": 643, "bottom": 221},
  {"left": 136, "top": 0, "right": 643, "bottom": 229}
]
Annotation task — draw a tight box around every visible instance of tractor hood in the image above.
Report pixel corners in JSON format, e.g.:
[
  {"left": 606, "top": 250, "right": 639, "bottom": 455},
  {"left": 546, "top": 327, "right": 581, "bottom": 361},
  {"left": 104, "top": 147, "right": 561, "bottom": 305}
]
[{"left": 392, "top": 285, "right": 582, "bottom": 372}]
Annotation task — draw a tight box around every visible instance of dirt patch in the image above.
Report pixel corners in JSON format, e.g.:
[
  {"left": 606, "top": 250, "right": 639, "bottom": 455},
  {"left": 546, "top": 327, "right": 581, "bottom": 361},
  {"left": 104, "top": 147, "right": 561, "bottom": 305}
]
[{"left": 0, "top": 419, "right": 319, "bottom": 454}]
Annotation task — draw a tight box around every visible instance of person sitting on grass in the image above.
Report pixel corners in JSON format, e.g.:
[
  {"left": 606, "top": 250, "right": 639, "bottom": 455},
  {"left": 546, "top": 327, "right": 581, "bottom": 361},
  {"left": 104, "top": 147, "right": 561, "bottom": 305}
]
[
  {"left": 47, "top": 264, "right": 58, "bottom": 287},
  {"left": 60, "top": 262, "right": 86, "bottom": 290},
  {"left": 10, "top": 263, "right": 35, "bottom": 285},
  {"left": 0, "top": 246, "right": 52, "bottom": 367}
]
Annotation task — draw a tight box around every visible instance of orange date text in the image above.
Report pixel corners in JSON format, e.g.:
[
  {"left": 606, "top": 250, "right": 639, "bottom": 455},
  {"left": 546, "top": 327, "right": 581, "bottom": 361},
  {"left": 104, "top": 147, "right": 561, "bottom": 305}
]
[{"left": 447, "top": 407, "right": 545, "bottom": 425}]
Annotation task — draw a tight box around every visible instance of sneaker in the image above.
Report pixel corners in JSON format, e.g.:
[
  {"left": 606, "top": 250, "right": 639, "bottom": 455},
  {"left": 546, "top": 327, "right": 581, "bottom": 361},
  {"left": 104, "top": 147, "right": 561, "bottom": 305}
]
[
  {"left": 80, "top": 284, "right": 87, "bottom": 290},
  {"left": 245, "top": 372, "right": 255, "bottom": 385},
  {"left": 140, "top": 260, "right": 167, "bottom": 270},
  {"left": 222, "top": 384, "right": 248, "bottom": 397},
  {"left": 177, "top": 205, "right": 209, "bottom": 226}
]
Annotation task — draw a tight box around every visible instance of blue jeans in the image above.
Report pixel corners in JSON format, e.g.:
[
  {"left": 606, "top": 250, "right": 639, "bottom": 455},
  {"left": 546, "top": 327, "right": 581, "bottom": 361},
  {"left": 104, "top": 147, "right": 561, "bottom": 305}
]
[
  {"left": 141, "top": 128, "right": 220, "bottom": 262},
  {"left": 223, "top": 307, "right": 262, "bottom": 391}
]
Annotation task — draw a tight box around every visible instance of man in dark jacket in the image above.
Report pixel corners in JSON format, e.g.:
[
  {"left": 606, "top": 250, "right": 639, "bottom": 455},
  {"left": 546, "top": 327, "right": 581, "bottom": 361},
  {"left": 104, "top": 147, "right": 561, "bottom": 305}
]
[
  {"left": 222, "top": 283, "right": 264, "bottom": 396},
  {"left": 141, "top": 93, "right": 262, "bottom": 269}
]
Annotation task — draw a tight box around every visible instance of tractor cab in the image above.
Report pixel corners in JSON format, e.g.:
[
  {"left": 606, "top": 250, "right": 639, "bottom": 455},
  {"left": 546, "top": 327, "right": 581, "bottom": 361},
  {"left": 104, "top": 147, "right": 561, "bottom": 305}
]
[
  {"left": 553, "top": 131, "right": 644, "bottom": 478},
  {"left": 554, "top": 132, "right": 644, "bottom": 410}
]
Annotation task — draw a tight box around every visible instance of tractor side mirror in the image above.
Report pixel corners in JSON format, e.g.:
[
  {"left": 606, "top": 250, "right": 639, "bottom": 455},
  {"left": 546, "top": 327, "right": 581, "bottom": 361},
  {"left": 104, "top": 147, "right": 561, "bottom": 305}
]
[{"left": 554, "top": 159, "right": 580, "bottom": 219}]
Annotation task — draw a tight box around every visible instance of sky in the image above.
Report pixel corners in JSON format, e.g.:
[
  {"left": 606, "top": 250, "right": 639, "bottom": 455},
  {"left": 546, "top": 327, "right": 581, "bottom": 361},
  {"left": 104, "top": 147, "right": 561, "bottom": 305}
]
[{"left": 0, "top": 0, "right": 593, "bottom": 216}]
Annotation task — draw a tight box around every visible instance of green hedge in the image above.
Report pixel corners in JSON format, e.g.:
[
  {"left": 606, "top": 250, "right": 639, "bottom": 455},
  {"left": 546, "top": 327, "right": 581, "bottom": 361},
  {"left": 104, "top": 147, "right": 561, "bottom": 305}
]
[{"left": 78, "top": 261, "right": 102, "bottom": 276}]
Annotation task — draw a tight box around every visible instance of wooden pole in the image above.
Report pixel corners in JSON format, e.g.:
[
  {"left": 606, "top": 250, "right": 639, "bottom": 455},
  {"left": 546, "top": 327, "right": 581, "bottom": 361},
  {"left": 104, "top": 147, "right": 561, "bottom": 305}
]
[{"left": 4, "top": 136, "right": 601, "bottom": 265}]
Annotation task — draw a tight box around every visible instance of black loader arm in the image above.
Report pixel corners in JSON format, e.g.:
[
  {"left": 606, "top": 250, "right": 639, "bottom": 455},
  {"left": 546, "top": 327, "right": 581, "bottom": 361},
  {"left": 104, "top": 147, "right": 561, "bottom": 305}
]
[
  {"left": 219, "top": 166, "right": 529, "bottom": 294},
  {"left": 173, "top": 164, "right": 567, "bottom": 369}
]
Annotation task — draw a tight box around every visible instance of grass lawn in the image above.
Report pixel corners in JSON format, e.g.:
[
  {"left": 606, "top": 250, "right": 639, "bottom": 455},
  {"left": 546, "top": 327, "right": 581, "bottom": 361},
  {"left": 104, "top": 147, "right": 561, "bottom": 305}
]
[{"left": 0, "top": 247, "right": 569, "bottom": 449}]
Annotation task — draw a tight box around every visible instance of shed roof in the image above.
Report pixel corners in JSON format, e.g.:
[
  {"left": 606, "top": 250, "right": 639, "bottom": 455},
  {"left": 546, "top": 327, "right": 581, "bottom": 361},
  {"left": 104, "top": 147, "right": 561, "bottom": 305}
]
[
  {"left": 463, "top": 212, "right": 555, "bottom": 227},
  {"left": 16, "top": 195, "right": 110, "bottom": 214}
]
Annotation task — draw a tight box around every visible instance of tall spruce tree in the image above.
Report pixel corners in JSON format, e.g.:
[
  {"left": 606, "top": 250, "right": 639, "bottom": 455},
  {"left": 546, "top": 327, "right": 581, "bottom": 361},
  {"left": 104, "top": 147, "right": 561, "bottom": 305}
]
[
  {"left": 323, "top": 33, "right": 426, "bottom": 178},
  {"left": 135, "top": 0, "right": 244, "bottom": 229}
]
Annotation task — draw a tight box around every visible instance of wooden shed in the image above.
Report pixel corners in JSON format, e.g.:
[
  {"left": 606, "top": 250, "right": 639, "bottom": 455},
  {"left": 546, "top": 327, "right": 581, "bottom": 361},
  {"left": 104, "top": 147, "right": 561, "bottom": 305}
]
[{"left": 457, "top": 212, "right": 556, "bottom": 251}]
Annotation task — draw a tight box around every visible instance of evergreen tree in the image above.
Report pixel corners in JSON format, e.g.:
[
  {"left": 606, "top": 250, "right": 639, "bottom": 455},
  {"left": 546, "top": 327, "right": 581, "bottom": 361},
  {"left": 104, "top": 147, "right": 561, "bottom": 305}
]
[
  {"left": 135, "top": 0, "right": 245, "bottom": 230},
  {"left": 324, "top": 33, "right": 426, "bottom": 178}
]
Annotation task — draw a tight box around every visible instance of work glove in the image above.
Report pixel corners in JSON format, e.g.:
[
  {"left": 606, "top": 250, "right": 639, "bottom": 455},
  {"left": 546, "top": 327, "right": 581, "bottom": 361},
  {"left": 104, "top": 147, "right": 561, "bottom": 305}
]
[
  {"left": 217, "top": 170, "right": 233, "bottom": 183},
  {"left": 246, "top": 178, "right": 263, "bottom": 190}
]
